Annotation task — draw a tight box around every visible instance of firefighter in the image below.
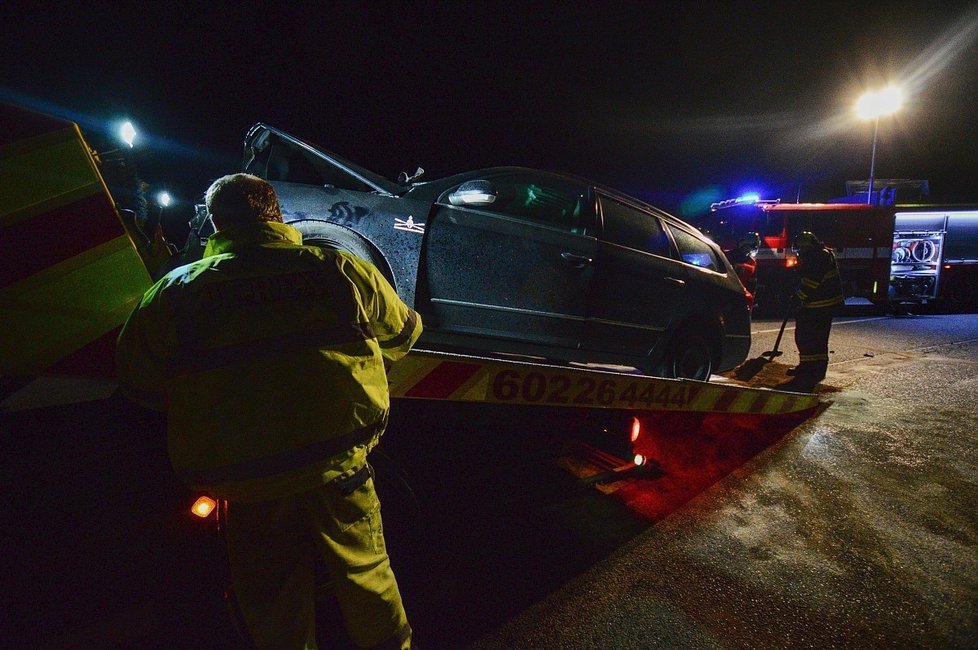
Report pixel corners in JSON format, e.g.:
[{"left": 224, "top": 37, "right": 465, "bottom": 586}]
[
  {"left": 726, "top": 232, "right": 760, "bottom": 297},
  {"left": 116, "top": 173, "right": 421, "bottom": 649},
  {"left": 779, "top": 231, "right": 843, "bottom": 392}
]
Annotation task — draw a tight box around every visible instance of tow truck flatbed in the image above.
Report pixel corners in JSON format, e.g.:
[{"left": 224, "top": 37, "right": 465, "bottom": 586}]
[{"left": 389, "top": 349, "right": 820, "bottom": 416}]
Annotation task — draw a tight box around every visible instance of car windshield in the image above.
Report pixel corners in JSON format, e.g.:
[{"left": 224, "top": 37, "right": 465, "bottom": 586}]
[{"left": 246, "top": 125, "right": 406, "bottom": 196}]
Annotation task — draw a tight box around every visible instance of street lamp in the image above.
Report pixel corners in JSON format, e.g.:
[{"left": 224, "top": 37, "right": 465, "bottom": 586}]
[
  {"left": 855, "top": 86, "right": 903, "bottom": 205},
  {"left": 119, "top": 121, "right": 137, "bottom": 148}
]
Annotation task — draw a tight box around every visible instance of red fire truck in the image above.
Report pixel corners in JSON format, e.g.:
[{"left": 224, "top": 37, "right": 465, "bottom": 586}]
[{"left": 699, "top": 199, "right": 903, "bottom": 315}]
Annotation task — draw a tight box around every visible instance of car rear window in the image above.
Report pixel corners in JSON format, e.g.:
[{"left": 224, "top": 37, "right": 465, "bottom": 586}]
[
  {"left": 668, "top": 225, "right": 724, "bottom": 271},
  {"left": 598, "top": 196, "right": 672, "bottom": 257}
]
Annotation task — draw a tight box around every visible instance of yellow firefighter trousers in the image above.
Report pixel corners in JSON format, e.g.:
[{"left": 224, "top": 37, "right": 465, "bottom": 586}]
[{"left": 225, "top": 471, "right": 411, "bottom": 649}]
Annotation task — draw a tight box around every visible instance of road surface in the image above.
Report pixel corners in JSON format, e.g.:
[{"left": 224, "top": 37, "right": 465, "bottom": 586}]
[{"left": 4, "top": 311, "right": 976, "bottom": 648}]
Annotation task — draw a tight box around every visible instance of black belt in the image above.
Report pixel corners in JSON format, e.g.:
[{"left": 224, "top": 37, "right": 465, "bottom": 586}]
[
  {"left": 178, "top": 417, "right": 387, "bottom": 487},
  {"left": 334, "top": 463, "right": 374, "bottom": 496}
]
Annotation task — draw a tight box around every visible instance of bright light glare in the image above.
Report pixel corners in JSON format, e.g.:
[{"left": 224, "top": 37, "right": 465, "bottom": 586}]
[
  {"left": 736, "top": 193, "right": 760, "bottom": 205},
  {"left": 898, "top": 6, "right": 978, "bottom": 100},
  {"left": 630, "top": 417, "right": 641, "bottom": 442},
  {"left": 120, "top": 121, "right": 137, "bottom": 148},
  {"left": 191, "top": 496, "right": 216, "bottom": 518},
  {"left": 157, "top": 191, "right": 172, "bottom": 207},
  {"left": 855, "top": 87, "right": 903, "bottom": 120},
  {"left": 633, "top": 454, "right": 646, "bottom": 466}
]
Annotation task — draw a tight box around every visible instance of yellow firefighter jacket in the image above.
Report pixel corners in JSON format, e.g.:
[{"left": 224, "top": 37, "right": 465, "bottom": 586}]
[
  {"left": 116, "top": 221, "right": 422, "bottom": 501},
  {"left": 795, "top": 245, "right": 844, "bottom": 311}
]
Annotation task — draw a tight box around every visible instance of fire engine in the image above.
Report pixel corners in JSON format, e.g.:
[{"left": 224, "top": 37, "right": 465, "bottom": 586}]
[
  {"left": 890, "top": 209, "right": 978, "bottom": 311},
  {"left": 699, "top": 198, "right": 919, "bottom": 315}
]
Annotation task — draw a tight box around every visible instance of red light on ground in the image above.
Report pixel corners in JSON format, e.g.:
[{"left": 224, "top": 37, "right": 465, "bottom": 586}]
[
  {"left": 191, "top": 496, "right": 217, "bottom": 518},
  {"left": 630, "top": 417, "right": 641, "bottom": 442},
  {"left": 619, "top": 408, "right": 822, "bottom": 521}
]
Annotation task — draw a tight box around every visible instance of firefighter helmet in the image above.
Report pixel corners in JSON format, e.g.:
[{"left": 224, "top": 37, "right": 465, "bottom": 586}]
[
  {"left": 792, "top": 231, "right": 821, "bottom": 253},
  {"left": 737, "top": 232, "right": 761, "bottom": 256}
]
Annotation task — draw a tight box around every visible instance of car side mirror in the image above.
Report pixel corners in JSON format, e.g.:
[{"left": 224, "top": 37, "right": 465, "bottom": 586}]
[
  {"left": 398, "top": 167, "right": 425, "bottom": 184},
  {"left": 448, "top": 180, "right": 497, "bottom": 207}
]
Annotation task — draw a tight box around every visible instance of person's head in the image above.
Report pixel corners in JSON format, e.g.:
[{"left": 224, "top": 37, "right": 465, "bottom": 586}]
[
  {"left": 792, "top": 231, "right": 821, "bottom": 254},
  {"left": 737, "top": 232, "right": 761, "bottom": 256},
  {"left": 205, "top": 173, "right": 282, "bottom": 230}
]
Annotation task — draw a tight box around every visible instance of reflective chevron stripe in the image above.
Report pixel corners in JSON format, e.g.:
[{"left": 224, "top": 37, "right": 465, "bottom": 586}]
[
  {"left": 0, "top": 104, "right": 152, "bottom": 377},
  {"left": 387, "top": 351, "right": 821, "bottom": 414}
]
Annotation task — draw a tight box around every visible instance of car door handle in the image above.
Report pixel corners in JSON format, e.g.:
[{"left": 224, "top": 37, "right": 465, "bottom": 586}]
[
  {"left": 665, "top": 276, "right": 686, "bottom": 287},
  {"left": 561, "top": 252, "right": 593, "bottom": 268}
]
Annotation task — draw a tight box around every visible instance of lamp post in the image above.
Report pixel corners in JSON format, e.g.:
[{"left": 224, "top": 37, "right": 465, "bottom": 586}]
[{"left": 856, "top": 86, "right": 903, "bottom": 205}]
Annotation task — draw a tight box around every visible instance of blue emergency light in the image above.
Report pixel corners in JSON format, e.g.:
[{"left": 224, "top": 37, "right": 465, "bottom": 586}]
[{"left": 710, "top": 193, "right": 772, "bottom": 211}]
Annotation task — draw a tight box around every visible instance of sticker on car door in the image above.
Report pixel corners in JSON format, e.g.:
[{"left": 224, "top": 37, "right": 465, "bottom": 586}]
[{"left": 394, "top": 215, "right": 425, "bottom": 234}]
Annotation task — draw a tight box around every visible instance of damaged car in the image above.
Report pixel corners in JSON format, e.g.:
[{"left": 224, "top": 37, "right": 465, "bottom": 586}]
[{"left": 177, "top": 124, "right": 751, "bottom": 381}]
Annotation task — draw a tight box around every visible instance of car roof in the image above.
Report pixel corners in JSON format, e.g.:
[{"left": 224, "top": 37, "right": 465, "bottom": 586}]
[
  {"left": 406, "top": 166, "right": 680, "bottom": 216},
  {"left": 248, "top": 124, "right": 701, "bottom": 236}
]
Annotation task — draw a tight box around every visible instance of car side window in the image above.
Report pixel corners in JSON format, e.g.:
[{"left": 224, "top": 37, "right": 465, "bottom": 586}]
[
  {"left": 454, "top": 174, "right": 593, "bottom": 235},
  {"left": 668, "top": 224, "right": 724, "bottom": 271},
  {"left": 598, "top": 196, "right": 672, "bottom": 257}
]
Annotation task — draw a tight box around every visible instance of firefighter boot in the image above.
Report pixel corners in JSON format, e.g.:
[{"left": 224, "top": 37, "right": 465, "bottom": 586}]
[
  {"left": 778, "top": 360, "right": 826, "bottom": 392},
  {"left": 805, "top": 360, "right": 828, "bottom": 383}
]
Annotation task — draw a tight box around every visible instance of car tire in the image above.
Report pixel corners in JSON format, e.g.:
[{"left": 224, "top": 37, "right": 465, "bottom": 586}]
[
  {"left": 289, "top": 219, "right": 396, "bottom": 288},
  {"left": 665, "top": 327, "right": 715, "bottom": 381}
]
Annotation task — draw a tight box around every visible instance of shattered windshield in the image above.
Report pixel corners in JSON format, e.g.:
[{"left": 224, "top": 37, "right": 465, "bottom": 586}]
[{"left": 245, "top": 125, "right": 406, "bottom": 196}]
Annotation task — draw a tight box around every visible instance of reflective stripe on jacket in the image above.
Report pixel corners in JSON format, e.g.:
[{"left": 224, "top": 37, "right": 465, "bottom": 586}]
[
  {"left": 795, "top": 246, "right": 844, "bottom": 311},
  {"left": 116, "top": 222, "right": 422, "bottom": 500}
]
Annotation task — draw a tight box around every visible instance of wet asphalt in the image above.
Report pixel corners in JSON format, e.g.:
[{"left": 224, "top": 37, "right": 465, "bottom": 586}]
[{"left": 470, "top": 313, "right": 978, "bottom": 649}]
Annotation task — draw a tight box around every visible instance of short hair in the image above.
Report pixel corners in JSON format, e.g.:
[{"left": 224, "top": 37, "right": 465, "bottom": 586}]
[{"left": 205, "top": 173, "right": 282, "bottom": 226}]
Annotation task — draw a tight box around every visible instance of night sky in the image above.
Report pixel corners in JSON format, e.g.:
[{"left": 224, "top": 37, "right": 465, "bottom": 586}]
[{"left": 4, "top": 1, "right": 978, "bottom": 220}]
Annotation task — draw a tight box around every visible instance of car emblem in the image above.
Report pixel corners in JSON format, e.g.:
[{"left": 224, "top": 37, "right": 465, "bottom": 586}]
[{"left": 394, "top": 215, "right": 425, "bottom": 234}]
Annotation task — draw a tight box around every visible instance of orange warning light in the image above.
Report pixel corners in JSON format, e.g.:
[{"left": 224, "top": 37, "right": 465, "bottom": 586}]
[{"left": 191, "top": 496, "right": 217, "bottom": 518}]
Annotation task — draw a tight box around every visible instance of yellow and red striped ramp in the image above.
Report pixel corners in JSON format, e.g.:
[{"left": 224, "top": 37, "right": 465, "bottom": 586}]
[
  {"left": 389, "top": 352, "right": 825, "bottom": 522},
  {"left": 388, "top": 350, "right": 820, "bottom": 415},
  {"left": 0, "top": 103, "right": 152, "bottom": 406}
]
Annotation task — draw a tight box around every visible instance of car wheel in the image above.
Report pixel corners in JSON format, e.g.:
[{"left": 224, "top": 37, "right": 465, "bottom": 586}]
[
  {"left": 666, "top": 328, "right": 715, "bottom": 381},
  {"left": 289, "top": 219, "right": 396, "bottom": 287}
]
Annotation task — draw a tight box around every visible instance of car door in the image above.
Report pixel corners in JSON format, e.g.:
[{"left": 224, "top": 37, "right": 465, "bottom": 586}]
[
  {"left": 584, "top": 194, "right": 688, "bottom": 356},
  {"left": 421, "top": 172, "right": 596, "bottom": 348}
]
